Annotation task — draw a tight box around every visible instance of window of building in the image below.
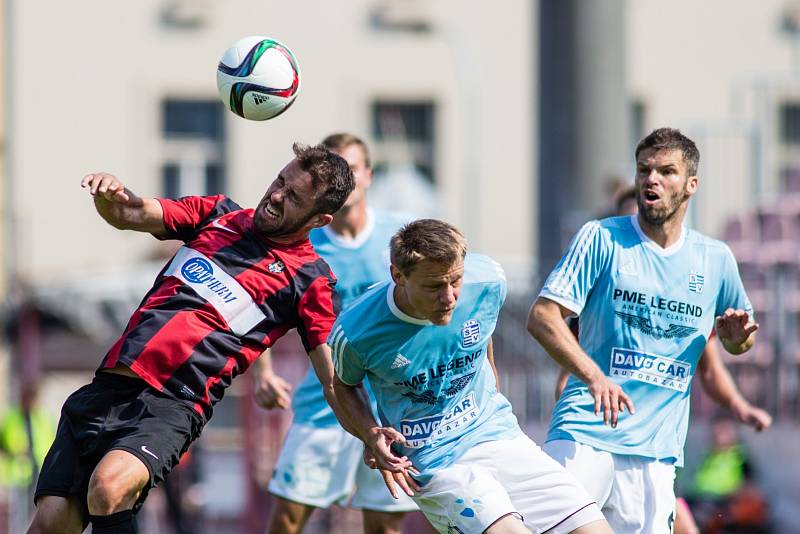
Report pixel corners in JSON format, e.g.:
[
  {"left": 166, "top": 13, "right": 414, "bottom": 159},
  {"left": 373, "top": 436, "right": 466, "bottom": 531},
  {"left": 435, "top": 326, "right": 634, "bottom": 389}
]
[{"left": 160, "top": 99, "right": 226, "bottom": 197}]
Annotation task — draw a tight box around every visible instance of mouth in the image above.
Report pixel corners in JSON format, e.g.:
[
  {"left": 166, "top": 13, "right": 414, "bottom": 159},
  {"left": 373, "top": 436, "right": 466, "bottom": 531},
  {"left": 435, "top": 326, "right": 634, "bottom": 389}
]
[
  {"left": 642, "top": 190, "right": 661, "bottom": 206},
  {"left": 265, "top": 203, "right": 281, "bottom": 219}
]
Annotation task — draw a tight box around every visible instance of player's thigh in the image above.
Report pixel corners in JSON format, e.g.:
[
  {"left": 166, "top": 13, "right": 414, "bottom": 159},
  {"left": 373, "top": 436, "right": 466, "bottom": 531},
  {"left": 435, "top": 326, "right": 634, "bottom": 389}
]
[
  {"left": 414, "top": 457, "right": 519, "bottom": 534},
  {"left": 543, "top": 439, "right": 614, "bottom": 506},
  {"left": 605, "top": 455, "right": 676, "bottom": 534},
  {"left": 27, "top": 495, "right": 84, "bottom": 534},
  {"left": 100, "top": 386, "right": 204, "bottom": 512},
  {"left": 268, "top": 423, "right": 361, "bottom": 508},
  {"left": 485, "top": 435, "right": 605, "bottom": 534},
  {"left": 353, "top": 455, "right": 418, "bottom": 513},
  {"left": 484, "top": 513, "right": 530, "bottom": 534}
]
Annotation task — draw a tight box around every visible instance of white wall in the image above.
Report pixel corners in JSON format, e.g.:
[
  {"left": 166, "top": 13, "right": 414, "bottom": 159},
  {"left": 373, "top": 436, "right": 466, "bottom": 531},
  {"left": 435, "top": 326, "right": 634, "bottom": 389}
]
[{"left": 9, "top": 0, "right": 535, "bottom": 284}]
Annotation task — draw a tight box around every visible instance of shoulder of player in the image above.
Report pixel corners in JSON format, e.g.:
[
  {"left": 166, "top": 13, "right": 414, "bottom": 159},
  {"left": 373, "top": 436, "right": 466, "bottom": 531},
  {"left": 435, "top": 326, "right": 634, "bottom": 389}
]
[
  {"left": 687, "top": 230, "right": 737, "bottom": 261},
  {"left": 332, "top": 283, "right": 392, "bottom": 343}
]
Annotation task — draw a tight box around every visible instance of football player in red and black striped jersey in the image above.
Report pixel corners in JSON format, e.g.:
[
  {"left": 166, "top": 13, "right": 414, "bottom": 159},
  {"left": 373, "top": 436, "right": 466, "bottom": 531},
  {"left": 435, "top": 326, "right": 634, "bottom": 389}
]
[{"left": 29, "top": 143, "right": 355, "bottom": 534}]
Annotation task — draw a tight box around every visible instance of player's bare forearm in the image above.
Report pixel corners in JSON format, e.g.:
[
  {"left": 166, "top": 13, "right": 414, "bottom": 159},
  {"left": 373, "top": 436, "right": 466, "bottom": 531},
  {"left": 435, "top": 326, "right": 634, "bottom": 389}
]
[
  {"left": 82, "top": 172, "right": 166, "bottom": 234},
  {"left": 698, "top": 341, "right": 744, "bottom": 410},
  {"left": 698, "top": 339, "right": 772, "bottom": 430},
  {"left": 331, "top": 374, "right": 379, "bottom": 442},
  {"left": 309, "top": 345, "right": 367, "bottom": 438},
  {"left": 527, "top": 297, "right": 604, "bottom": 385}
]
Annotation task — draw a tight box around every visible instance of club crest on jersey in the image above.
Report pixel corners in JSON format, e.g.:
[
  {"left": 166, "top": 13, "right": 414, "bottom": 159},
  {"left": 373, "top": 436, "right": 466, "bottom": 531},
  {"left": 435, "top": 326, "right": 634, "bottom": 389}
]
[
  {"left": 461, "top": 319, "right": 481, "bottom": 347},
  {"left": 268, "top": 261, "right": 286, "bottom": 274},
  {"left": 688, "top": 272, "right": 704, "bottom": 293}
]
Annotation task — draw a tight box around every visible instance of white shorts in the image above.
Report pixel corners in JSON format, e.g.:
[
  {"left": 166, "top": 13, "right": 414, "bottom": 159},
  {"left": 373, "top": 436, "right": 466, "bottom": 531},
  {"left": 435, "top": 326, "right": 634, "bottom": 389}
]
[
  {"left": 268, "top": 423, "right": 418, "bottom": 512},
  {"left": 544, "top": 439, "right": 676, "bottom": 534},
  {"left": 414, "top": 434, "right": 604, "bottom": 534}
]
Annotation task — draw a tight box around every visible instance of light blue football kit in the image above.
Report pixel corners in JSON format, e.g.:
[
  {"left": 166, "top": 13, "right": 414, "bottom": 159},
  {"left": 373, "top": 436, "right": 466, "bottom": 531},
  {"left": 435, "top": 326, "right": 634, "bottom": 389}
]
[
  {"left": 269, "top": 209, "right": 417, "bottom": 510},
  {"left": 541, "top": 215, "right": 752, "bottom": 465},
  {"left": 540, "top": 214, "right": 752, "bottom": 533},
  {"left": 332, "top": 254, "right": 603, "bottom": 532},
  {"left": 332, "top": 253, "right": 519, "bottom": 475}
]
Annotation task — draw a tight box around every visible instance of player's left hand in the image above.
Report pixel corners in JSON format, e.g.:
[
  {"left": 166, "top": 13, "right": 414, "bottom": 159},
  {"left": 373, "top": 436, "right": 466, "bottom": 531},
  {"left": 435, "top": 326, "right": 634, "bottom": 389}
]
[
  {"left": 715, "top": 309, "right": 758, "bottom": 347},
  {"left": 378, "top": 467, "right": 420, "bottom": 499},
  {"left": 366, "top": 426, "right": 413, "bottom": 473},
  {"left": 734, "top": 402, "right": 772, "bottom": 432}
]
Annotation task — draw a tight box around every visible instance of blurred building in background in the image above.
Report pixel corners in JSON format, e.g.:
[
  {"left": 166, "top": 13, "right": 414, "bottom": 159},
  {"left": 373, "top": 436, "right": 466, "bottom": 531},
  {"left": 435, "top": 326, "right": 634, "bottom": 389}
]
[{"left": 2, "top": 0, "right": 800, "bottom": 532}]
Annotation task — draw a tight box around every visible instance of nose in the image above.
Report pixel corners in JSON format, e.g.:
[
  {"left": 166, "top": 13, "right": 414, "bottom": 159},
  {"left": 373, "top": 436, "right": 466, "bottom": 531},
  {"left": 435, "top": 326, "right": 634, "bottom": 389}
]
[
  {"left": 270, "top": 188, "right": 284, "bottom": 204},
  {"left": 439, "top": 285, "right": 456, "bottom": 307}
]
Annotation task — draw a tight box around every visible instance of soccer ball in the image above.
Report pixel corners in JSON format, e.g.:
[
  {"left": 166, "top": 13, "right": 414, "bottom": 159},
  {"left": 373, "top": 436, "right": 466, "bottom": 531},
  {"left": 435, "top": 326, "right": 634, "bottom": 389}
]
[{"left": 216, "top": 36, "right": 301, "bottom": 121}]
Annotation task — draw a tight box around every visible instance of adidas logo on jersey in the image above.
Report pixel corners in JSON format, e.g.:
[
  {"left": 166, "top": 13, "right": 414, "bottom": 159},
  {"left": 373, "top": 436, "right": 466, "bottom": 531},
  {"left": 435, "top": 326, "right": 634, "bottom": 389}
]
[{"left": 391, "top": 354, "right": 411, "bottom": 369}]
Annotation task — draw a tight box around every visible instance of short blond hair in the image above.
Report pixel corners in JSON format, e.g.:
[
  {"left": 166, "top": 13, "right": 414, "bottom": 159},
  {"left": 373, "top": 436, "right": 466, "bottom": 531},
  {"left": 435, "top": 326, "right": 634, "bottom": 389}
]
[{"left": 390, "top": 219, "right": 468, "bottom": 275}]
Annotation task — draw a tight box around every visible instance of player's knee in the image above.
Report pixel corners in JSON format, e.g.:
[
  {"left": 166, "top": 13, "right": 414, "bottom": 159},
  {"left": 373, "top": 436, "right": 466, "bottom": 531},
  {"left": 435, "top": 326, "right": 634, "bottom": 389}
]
[{"left": 87, "top": 469, "right": 142, "bottom": 515}]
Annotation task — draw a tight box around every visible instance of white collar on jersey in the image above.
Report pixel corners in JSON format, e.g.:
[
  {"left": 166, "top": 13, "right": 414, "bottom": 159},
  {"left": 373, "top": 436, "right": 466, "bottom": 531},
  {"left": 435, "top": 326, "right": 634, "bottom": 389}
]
[
  {"left": 386, "top": 282, "right": 432, "bottom": 325},
  {"left": 630, "top": 214, "right": 687, "bottom": 257},
  {"left": 320, "top": 208, "right": 376, "bottom": 249}
]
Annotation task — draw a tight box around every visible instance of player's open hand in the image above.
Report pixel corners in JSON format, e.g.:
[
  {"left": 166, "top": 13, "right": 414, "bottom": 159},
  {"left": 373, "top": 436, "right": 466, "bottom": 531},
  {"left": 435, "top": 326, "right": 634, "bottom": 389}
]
[
  {"left": 734, "top": 402, "right": 772, "bottom": 432},
  {"left": 364, "top": 447, "right": 420, "bottom": 499},
  {"left": 716, "top": 309, "right": 758, "bottom": 349},
  {"left": 81, "top": 173, "right": 132, "bottom": 204},
  {"left": 254, "top": 372, "right": 292, "bottom": 410},
  {"left": 587, "top": 373, "right": 635, "bottom": 428},
  {"left": 366, "top": 426, "right": 413, "bottom": 473}
]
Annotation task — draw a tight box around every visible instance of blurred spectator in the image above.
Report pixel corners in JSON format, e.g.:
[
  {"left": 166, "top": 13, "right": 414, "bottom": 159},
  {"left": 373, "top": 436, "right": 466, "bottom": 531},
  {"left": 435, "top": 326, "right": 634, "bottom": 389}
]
[
  {"left": 0, "top": 382, "right": 55, "bottom": 532},
  {"left": 688, "top": 414, "right": 771, "bottom": 533}
]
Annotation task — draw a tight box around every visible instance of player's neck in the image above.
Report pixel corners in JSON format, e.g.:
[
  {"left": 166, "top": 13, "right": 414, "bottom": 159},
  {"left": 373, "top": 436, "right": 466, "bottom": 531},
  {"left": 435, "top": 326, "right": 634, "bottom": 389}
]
[
  {"left": 636, "top": 212, "right": 685, "bottom": 248},
  {"left": 329, "top": 201, "right": 369, "bottom": 240},
  {"left": 393, "top": 284, "right": 426, "bottom": 321}
]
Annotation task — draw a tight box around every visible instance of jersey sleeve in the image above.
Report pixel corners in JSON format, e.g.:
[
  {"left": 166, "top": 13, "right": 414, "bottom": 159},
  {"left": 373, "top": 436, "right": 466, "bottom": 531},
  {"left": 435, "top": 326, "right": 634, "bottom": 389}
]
[
  {"left": 539, "top": 220, "right": 608, "bottom": 315},
  {"left": 296, "top": 273, "right": 338, "bottom": 353},
  {"left": 329, "top": 324, "right": 366, "bottom": 386},
  {"left": 157, "top": 195, "right": 242, "bottom": 242},
  {"left": 715, "top": 245, "right": 754, "bottom": 318}
]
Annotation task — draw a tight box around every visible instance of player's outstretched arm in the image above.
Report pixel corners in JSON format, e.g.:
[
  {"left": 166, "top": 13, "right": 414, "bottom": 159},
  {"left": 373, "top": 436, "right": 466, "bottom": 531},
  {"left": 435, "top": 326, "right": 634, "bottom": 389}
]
[
  {"left": 251, "top": 349, "right": 293, "bottom": 410},
  {"left": 528, "top": 297, "right": 635, "bottom": 427},
  {"left": 698, "top": 339, "right": 772, "bottom": 431},
  {"left": 715, "top": 308, "right": 758, "bottom": 355},
  {"left": 81, "top": 172, "right": 166, "bottom": 235}
]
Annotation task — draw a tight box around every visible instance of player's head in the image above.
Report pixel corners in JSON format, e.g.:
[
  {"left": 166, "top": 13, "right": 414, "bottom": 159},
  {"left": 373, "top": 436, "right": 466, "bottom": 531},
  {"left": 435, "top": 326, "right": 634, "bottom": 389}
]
[
  {"left": 390, "top": 219, "right": 468, "bottom": 325},
  {"left": 634, "top": 128, "right": 699, "bottom": 226},
  {"left": 255, "top": 143, "right": 354, "bottom": 241},
  {"left": 322, "top": 133, "right": 372, "bottom": 210}
]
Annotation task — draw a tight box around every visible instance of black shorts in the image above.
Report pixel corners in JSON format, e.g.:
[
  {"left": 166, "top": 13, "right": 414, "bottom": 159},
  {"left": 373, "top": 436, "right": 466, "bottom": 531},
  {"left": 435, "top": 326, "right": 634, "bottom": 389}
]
[{"left": 34, "top": 372, "right": 204, "bottom": 518}]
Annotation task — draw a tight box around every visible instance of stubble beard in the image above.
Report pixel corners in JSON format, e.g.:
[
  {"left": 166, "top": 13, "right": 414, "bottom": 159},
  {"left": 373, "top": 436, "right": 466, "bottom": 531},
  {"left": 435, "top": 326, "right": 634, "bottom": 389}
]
[{"left": 637, "top": 187, "right": 689, "bottom": 227}]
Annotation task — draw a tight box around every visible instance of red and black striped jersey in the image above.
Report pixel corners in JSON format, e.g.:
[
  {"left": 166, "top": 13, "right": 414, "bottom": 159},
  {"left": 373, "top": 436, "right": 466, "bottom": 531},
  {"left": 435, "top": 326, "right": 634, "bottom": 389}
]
[{"left": 98, "top": 194, "right": 337, "bottom": 419}]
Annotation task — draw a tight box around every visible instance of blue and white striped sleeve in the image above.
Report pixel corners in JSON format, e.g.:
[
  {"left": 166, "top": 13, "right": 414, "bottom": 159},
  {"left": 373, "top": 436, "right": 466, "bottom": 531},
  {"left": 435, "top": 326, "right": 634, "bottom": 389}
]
[
  {"left": 539, "top": 220, "right": 607, "bottom": 316},
  {"left": 329, "top": 324, "right": 366, "bottom": 386}
]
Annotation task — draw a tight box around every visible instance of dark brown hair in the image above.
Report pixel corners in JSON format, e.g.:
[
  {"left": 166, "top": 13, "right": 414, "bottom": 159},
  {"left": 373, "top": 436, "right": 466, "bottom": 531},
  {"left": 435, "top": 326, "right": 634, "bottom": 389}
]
[
  {"left": 292, "top": 142, "right": 355, "bottom": 215},
  {"left": 635, "top": 128, "right": 700, "bottom": 177}
]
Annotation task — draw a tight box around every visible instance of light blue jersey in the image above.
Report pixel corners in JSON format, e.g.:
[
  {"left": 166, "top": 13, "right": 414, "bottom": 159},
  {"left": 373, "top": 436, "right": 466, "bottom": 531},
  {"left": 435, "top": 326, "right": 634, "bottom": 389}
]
[
  {"left": 541, "top": 215, "right": 752, "bottom": 466},
  {"left": 331, "top": 254, "right": 521, "bottom": 479},
  {"left": 292, "top": 210, "right": 409, "bottom": 427}
]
